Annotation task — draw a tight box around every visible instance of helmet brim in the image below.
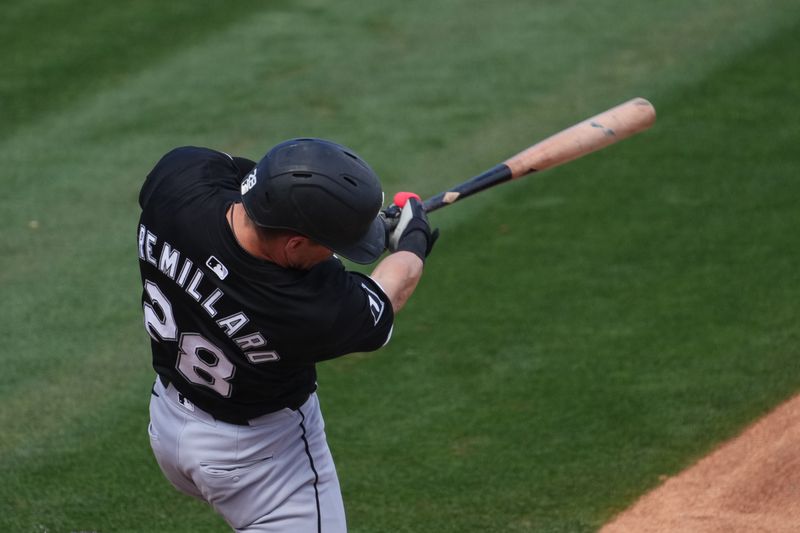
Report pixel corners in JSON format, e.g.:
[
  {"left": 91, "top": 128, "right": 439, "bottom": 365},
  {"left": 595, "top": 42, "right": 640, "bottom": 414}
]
[{"left": 331, "top": 215, "right": 386, "bottom": 264}]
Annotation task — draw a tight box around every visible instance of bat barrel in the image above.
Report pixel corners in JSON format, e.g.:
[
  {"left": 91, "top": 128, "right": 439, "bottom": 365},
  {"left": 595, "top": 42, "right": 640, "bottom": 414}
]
[
  {"left": 420, "top": 97, "right": 655, "bottom": 213},
  {"left": 504, "top": 97, "right": 656, "bottom": 177}
]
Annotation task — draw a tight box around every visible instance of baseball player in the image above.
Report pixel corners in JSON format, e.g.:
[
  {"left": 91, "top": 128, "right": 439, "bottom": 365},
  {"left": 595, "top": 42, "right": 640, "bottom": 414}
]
[{"left": 138, "top": 138, "right": 437, "bottom": 532}]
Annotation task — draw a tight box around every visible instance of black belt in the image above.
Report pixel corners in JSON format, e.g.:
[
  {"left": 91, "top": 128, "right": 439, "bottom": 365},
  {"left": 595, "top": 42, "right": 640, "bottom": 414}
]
[{"left": 155, "top": 375, "right": 310, "bottom": 425}]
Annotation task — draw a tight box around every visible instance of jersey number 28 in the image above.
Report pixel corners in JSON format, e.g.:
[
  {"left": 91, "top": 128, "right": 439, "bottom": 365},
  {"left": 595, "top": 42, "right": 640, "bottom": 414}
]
[{"left": 143, "top": 280, "right": 235, "bottom": 397}]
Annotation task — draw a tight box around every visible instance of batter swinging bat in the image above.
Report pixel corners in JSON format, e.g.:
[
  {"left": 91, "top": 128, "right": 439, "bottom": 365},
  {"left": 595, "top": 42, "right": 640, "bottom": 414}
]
[{"left": 420, "top": 97, "right": 656, "bottom": 213}]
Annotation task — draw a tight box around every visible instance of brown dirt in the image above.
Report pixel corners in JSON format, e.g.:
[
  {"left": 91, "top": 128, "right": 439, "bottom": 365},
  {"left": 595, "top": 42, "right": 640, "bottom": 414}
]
[{"left": 600, "top": 393, "right": 800, "bottom": 533}]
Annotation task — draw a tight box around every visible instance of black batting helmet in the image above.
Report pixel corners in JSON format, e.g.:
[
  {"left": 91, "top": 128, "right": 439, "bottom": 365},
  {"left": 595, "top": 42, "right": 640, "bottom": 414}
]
[{"left": 240, "top": 138, "right": 386, "bottom": 264}]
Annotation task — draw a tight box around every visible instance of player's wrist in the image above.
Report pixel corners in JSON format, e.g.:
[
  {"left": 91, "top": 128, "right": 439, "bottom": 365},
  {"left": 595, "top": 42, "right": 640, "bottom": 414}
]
[
  {"left": 396, "top": 225, "right": 438, "bottom": 263},
  {"left": 395, "top": 228, "right": 428, "bottom": 262}
]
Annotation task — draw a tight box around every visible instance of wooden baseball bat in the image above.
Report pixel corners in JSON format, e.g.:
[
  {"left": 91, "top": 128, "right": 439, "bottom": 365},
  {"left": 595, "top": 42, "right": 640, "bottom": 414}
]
[{"left": 422, "top": 97, "right": 656, "bottom": 213}]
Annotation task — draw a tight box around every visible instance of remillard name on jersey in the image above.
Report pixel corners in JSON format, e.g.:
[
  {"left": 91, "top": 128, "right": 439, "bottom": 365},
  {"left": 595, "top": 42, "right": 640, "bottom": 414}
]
[{"left": 138, "top": 223, "right": 278, "bottom": 363}]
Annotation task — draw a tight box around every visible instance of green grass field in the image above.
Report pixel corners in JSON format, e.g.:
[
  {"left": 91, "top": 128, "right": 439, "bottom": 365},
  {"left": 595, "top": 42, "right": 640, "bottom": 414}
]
[{"left": 2, "top": 1, "right": 799, "bottom": 531}]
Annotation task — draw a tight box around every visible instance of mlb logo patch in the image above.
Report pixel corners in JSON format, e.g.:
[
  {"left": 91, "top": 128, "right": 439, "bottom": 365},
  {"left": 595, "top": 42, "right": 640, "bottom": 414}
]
[{"left": 206, "top": 256, "right": 229, "bottom": 280}]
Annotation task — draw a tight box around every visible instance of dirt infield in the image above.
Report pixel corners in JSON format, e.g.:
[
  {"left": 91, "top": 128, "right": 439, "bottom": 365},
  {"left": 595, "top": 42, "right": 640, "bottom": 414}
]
[{"left": 600, "top": 393, "right": 800, "bottom": 533}]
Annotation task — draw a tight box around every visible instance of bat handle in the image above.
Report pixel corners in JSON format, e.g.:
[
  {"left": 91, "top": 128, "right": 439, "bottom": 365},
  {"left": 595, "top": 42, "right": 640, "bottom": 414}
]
[{"left": 423, "top": 164, "right": 513, "bottom": 213}]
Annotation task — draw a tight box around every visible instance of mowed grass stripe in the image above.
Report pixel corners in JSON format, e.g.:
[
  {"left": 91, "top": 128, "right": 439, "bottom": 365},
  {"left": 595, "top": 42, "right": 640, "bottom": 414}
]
[
  {"left": 3, "top": 387, "right": 230, "bottom": 532},
  {"left": 0, "top": 0, "right": 771, "bottom": 420},
  {"left": 1, "top": 1, "right": 798, "bottom": 531},
  {"left": 584, "top": 21, "right": 800, "bottom": 524},
  {"left": 321, "top": 18, "right": 800, "bottom": 533},
  {"left": 2, "top": 0, "right": 789, "bottom": 452},
  {"left": 365, "top": 0, "right": 800, "bottom": 216},
  {"left": 0, "top": 0, "right": 278, "bottom": 139}
]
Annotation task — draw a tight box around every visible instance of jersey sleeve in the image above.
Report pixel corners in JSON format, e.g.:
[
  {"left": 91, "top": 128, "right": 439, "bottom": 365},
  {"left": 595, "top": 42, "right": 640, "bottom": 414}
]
[
  {"left": 139, "top": 147, "right": 244, "bottom": 209},
  {"left": 232, "top": 156, "right": 257, "bottom": 178},
  {"left": 327, "top": 271, "right": 395, "bottom": 357},
  {"left": 287, "top": 267, "right": 395, "bottom": 364}
]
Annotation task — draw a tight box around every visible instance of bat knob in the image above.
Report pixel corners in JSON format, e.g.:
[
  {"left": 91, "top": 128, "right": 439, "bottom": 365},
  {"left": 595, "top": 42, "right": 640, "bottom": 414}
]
[{"left": 382, "top": 205, "right": 401, "bottom": 219}]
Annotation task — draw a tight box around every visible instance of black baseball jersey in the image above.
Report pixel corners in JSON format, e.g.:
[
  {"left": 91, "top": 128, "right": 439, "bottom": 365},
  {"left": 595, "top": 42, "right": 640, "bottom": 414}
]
[{"left": 138, "top": 147, "right": 394, "bottom": 423}]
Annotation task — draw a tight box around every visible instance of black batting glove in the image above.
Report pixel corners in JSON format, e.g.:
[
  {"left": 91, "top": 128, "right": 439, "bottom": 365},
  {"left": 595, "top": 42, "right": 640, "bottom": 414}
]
[{"left": 387, "top": 198, "right": 439, "bottom": 262}]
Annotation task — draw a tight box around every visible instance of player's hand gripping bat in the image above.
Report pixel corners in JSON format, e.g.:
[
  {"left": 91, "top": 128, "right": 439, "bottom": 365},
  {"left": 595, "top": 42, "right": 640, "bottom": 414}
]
[{"left": 386, "top": 97, "right": 656, "bottom": 216}]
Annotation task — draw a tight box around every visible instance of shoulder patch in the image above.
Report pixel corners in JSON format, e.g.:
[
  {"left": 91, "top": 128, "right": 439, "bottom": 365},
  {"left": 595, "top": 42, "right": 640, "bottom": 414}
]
[{"left": 361, "top": 283, "right": 386, "bottom": 325}]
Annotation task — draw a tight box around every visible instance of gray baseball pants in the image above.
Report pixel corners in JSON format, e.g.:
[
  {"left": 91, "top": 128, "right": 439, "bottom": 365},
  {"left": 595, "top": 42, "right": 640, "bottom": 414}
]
[{"left": 148, "top": 378, "right": 347, "bottom": 532}]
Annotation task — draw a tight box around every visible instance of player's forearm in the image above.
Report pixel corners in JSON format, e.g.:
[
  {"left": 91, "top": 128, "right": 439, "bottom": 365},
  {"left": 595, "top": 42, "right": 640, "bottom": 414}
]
[{"left": 369, "top": 251, "right": 424, "bottom": 312}]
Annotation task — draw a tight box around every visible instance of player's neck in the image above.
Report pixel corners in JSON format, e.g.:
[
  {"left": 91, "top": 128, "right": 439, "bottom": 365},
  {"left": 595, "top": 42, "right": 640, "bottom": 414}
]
[
  {"left": 228, "top": 203, "right": 286, "bottom": 266},
  {"left": 228, "top": 203, "right": 332, "bottom": 270}
]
